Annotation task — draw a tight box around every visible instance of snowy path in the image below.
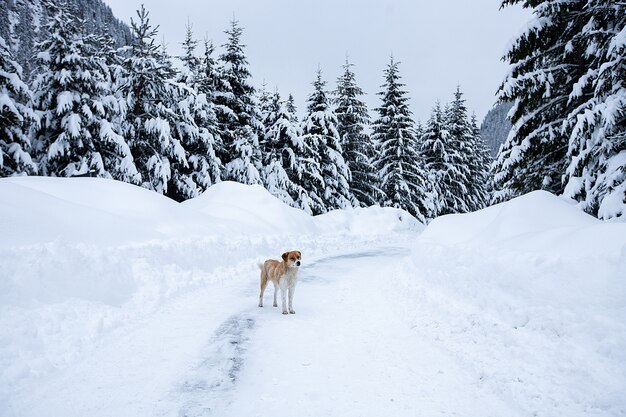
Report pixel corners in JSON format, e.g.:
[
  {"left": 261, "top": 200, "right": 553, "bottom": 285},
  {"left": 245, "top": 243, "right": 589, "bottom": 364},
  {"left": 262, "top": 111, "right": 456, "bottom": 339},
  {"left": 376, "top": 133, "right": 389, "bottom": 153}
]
[{"left": 9, "top": 241, "right": 523, "bottom": 417}]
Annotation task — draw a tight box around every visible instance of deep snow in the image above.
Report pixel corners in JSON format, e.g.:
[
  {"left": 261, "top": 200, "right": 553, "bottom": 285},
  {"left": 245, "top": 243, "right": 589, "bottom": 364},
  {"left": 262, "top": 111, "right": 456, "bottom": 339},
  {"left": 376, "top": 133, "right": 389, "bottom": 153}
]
[{"left": 0, "top": 178, "right": 624, "bottom": 417}]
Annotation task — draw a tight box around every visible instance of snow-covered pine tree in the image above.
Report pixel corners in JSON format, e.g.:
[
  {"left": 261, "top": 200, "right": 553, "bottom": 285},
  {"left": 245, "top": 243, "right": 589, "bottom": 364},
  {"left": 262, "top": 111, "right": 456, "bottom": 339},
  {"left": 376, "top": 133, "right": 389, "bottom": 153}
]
[
  {"left": 91, "top": 28, "right": 140, "bottom": 184},
  {"left": 214, "top": 18, "right": 263, "bottom": 185},
  {"left": 258, "top": 81, "right": 272, "bottom": 122},
  {"left": 0, "top": 35, "right": 37, "bottom": 176},
  {"left": 175, "top": 23, "right": 222, "bottom": 196},
  {"left": 32, "top": 1, "right": 137, "bottom": 180},
  {"left": 372, "top": 57, "right": 430, "bottom": 223},
  {"left": 179, "top": 22, "right": 200, "bottom": 87},
  {"left": 119, "top": 5, "right": 186, "bottom": 195},
  {"left": 561, "top": 2, "right": 625, "bottom": 220},
  {"left": 495, "top": 0, "right": 625, "bottom": 220},
  {"left": 492, "top": 1, "right": 578, "bottom": 202},
  {"left": 443, "top": 87, "right": 477, "bottom": 213},
  {"left": 420, "top": 103, "right": 448, "bottom": 217},
  {"left": 302, "top": 68, "right": 353, "bottom": 212},
  {"left": 335, "top": 58, "right": 381, "bottom": 207},
  {"left": 469, "top": 113, "right": 493, "bottom": 209},
  {"left": 260, "top": 91, "right": 302, "bottom": 205},
  {"left": 286, "top": 94, "right": 299, "bottom": 124}
]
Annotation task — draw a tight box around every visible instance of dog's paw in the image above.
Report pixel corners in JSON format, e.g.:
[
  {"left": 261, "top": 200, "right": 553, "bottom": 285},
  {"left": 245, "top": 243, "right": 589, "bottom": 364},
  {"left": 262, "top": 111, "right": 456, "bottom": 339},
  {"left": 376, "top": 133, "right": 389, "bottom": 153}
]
[
  {"left": 273, "top": 303, "right": 278, "bottom": 307},
  {"left": 289, "top": 310, "right": 296, "bottom": 314},
  {"left": 258, "top": 303, "right": 263, "bottom": 308},
  {"left": 282, "top": 311, "right": 289, "bottom": 315}
]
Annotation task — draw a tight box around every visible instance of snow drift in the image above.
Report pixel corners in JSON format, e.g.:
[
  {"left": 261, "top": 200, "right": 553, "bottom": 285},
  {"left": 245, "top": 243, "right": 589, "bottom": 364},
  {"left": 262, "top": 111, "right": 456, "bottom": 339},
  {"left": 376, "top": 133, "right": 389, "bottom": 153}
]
[{"left": 402, "top": 190, "right": 626, "bottom": 416}]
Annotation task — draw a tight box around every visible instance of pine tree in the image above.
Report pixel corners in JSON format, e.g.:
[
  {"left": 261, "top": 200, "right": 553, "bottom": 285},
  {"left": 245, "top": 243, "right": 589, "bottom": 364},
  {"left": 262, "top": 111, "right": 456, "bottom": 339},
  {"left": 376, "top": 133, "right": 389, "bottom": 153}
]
[
  {"left": 32, "top": 1, "right": 137, "bottom": 180},
  {"left": 302, "top": 68, "right": 353, "bottom": 212},
  {"left": 335, "top": 58, "right": 381, "bottom": 207},
  {"left": 561, "top": 2, "right": 625, "bottom": 219},
  {"left": 179, "top": 21, "right": 200, "bottom": 87},
  {"left": 92, "top": 29, "right": 140, "bottom": 184},
  {"left": 175, "top": 23, "right": 222, "bottom": 195},
  {"left": 372, "top": 58, "right": 430, "bottom": 222},
  {"left": 495, "top": 0, "right": 625, "bottom": 220},
  {"left": 260, "top": 91, "right": 302, "bottom": 205},
  {"left": 119, "top": 5, "right": 185, "bottom": 195},
  {"left": 443, "top": 87, "right": 476, "bottom": 213},
  {"left": 469, "top": 113, "right": 493, "bottom": 210},
  {"left": 214, "top": 18, "right": 263, "bottom": 185},
  {"left": 493, "top": 1, "right": 580, "bottom": 202},
  {"left": 0, "top": 35, "right": 37, "bottom": 176}
]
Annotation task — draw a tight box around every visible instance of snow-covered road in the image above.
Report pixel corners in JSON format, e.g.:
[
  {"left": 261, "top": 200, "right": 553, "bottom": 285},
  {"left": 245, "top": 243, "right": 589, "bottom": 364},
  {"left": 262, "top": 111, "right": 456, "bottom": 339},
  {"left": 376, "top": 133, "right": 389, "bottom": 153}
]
[{"left": 10, "top": 242, "right": 520, "bottom": 417}]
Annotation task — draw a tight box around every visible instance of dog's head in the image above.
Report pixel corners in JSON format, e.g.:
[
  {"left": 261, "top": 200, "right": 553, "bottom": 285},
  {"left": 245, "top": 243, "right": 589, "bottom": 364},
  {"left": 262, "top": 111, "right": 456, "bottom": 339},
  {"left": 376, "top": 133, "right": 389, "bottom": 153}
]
[{"left": 282, "top": 250, "right": 301, "bottom": 268}]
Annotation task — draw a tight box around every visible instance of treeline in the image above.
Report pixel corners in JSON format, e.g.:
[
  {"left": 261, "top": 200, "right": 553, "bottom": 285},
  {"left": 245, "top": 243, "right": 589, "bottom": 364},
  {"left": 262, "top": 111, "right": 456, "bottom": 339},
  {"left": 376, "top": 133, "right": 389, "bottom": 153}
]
[{"left": 0, "top": 2, "right": 492, "bottom": 222}]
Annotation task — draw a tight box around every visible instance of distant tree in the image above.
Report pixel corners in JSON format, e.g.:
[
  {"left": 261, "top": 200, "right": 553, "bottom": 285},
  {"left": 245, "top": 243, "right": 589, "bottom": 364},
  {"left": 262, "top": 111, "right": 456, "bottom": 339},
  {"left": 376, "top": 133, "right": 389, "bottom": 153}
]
[
  {"left": 335, "top": 58, "right": 381, "bottom": 207},
  {"left": 214, "top": 18, "right": 263, "bottom": 185},
  {"left": 372, "top": 57, "right": 430, "bottom": 222},
  {"left": 302, "top": 68, "right": 353, "bottom": 212},
  {"left": 0, "top": 35, "right": 37, "bottom": 176},
  {"left": 469, "top": 113, "right": 493, "bottom": 209}
]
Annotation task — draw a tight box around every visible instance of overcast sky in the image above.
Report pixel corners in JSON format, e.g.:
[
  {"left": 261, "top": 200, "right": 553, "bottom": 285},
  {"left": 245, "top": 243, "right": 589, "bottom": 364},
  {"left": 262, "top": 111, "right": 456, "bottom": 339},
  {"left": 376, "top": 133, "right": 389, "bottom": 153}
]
[{"left": 104, "top": 0, "right": 530, "bottom": 123}]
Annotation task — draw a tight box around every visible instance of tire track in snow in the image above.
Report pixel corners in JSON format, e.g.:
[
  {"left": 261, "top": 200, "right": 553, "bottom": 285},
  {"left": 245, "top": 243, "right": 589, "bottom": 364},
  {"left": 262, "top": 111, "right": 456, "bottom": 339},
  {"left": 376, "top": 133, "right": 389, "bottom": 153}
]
[{"left": 169, "top": 312, "right": 256, "bottom": 417}]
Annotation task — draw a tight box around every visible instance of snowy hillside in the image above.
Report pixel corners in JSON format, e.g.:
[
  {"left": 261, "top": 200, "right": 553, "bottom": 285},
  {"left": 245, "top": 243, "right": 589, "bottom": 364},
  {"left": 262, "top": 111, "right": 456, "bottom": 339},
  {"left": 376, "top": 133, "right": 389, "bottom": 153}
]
[{"left": 1, "top": 177, "right": 624, "bottom": 416}]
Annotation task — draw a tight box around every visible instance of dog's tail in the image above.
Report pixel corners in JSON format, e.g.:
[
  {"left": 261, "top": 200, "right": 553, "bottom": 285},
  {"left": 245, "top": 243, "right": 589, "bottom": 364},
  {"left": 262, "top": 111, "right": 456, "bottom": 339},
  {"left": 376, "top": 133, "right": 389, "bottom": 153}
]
[{"left": 257, "top": 262, "right": 264, "bottom": 270}]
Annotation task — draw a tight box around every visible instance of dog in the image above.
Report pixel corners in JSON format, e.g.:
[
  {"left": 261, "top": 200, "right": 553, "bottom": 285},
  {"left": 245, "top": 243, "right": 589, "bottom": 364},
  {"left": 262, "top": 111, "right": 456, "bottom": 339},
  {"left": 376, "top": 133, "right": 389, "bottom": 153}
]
[{"left": 258, "top": 250, "right": 301, "bottom": 315}]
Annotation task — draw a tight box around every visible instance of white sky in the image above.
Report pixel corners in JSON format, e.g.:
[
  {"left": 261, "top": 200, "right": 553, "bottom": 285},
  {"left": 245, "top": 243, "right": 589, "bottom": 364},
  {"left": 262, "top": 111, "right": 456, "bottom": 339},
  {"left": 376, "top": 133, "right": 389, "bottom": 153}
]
[{"left": 104, "top": 0, "right": 530, "bottom": 123}]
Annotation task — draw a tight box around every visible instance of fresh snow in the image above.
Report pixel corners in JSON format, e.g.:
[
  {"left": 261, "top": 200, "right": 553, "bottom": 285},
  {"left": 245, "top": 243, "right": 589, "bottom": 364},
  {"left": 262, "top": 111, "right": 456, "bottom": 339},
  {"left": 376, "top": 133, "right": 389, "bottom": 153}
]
[{"left": 0, "top": 178, "right": 624, "bottom": 417}]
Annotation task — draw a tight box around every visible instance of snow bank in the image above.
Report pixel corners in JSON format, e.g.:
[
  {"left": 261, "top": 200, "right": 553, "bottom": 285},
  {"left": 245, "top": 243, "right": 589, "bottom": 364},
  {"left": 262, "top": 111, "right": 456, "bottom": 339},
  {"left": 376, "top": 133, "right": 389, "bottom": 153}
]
[
  {"left": 401, "top": 190, "right": 626, "bottom": 415},
  {"left": 181, "top": 181, "right": 317, "bottom": 235},
  {"left": 0, "top": 176, "right": 419, "bottom": 403},
  {"left": 0, "top": 176, "right": 217, "bottom": 247}
]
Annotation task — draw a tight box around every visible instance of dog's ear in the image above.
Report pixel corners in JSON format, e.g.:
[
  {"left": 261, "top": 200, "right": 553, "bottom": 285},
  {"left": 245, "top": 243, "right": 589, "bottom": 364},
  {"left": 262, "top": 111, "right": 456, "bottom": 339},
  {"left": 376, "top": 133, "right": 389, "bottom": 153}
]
[
  {"left": 296, "top": 251, "right": 301, "bottom": 258},
  {"left": 282, "top": 252, "right": 289, "bottom": 262}
]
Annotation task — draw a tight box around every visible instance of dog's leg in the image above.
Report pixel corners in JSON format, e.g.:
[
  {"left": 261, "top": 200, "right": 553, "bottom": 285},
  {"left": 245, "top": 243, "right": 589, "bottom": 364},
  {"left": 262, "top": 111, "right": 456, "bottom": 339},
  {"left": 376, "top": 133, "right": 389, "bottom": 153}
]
[
  {"left": 259, "top": 269, "right": 268, "bottom": 307},
  {"left": 281, "top": 287, "right": 288, "bottom": 315},
  {"left": 288, "top": 286, "right": 296, "bottom": 314},
  {"left": 273, "top": 283, "right": 278, "bottom": 307}
]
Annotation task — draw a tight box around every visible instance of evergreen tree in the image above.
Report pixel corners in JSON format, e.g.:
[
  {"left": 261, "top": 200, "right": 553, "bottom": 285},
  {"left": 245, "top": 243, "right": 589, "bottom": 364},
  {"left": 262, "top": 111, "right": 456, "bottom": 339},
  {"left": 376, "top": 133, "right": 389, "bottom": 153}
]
[
  {"left": 119, "top": 5, "right": 185, "bottom": 195},
  {"left": 260, "top": 91, "right": 302, "bottom": 205},
  {"left": 469, "top": 113, "right": 493, "bottom": 209},
  {"left": 493, "top": 1, "right": 578, "bottom": 202},
  {"left": 32, "top": 1, "right": 137, "bottom": 180},
  {"left": 561, "top": 2, "right": 625, "bottom": 219},
  {"left": 214, "top": 18, "right": 263, "bottom": 185},
  {"left": 175, "top": 23, "right": 222, "bottom": 195},
  {"left": 179, "top": 21, "right": 200, "bottom": 86},
  {"left": 335, "top": 58, "right": 381, "bottom": 207},
  {"left": 302, "top": 68, "right": 353, "bottom": 212},
  {"left": 443, "top": 87, "right": 476, "bottom": 213},
  {"left": 372, "top": 58, "right": 430, "bottom": 222},
  {"left": 92, "top": 28, "right": 140, "bottom": 184},
  {"left": 0, "top": 35, "right": 37, "bottom": 176},
  {"left": 258, "top": 81, "right": 272, "bottom": 121},
  {"left": 495, "top": 0, "right": 625, "bottom": 220},
  {"left": 286, "top": 94, "right": 299, "bottom": 124}
]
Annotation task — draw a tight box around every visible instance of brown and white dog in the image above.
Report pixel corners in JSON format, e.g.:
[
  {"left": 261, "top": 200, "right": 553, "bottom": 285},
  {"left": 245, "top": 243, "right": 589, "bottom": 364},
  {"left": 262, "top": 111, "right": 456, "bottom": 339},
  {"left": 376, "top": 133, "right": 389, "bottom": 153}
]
[{"left": 258, "top": 250, "right": 301, "bottom": 314}]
